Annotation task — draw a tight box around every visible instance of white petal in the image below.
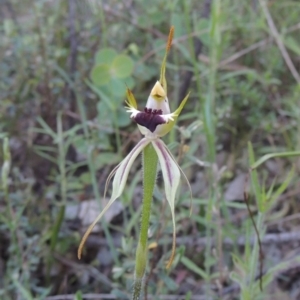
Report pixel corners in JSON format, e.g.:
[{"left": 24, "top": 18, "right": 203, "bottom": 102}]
[
  {"left": 161, "top": 113, "right": 175, "bottom": 122},
  {"left": 78, "top": 138, "right": 150, "bottom": 258},
  {"left": 126, "top": 106, "right": 140, "bottom": 118},
  {"left": 146, "top": 95, "right": 171, "bottom": 114},
  {"left": 151, "top": 138, "right": 180, "bottom": 268}
]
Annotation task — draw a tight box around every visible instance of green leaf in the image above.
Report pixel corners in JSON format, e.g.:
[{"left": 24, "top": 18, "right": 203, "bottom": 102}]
[
  {"left": 284, "top": 36, "right": 300, "bottom": 56},
  {"left": 74, "top": 290, "right": 83, "bottom": 300},
  {"left": 116, "top": 107, "right": 131, "bottom": 127},
  {"left": 266, "top": 167, "right": 294, "bottom": 211},
  {"left": 108, "top": 78, "right": 126, "bottom": 97},
  {"left": 11, "top": 278, "right": 34, "bottom": 300},
  {"left": 95, "top": 48, "right": 117, "bottom": 65},
  {"left": 197, "top": 18, "right": 210, "bottom": 47},
  {"left": 97, "top": 101, "right": 113, "bottom": 127},
  {"left": 158, "top": 273, "right": 178, "bottom": 291},
  {"left": 149, "top": 11, "right": 164, "bottom": 25},
  {"left": 171, "top": 13, "right": 185, "bottom": 38},
  {"left": 111, "top": 55, "right": 134, "bottom": 78},
  {"left": 251, "top": 151, "right": 300, "bottom": 170},
  {"left": 123, "top": 76, "right": 135, "bottom": 89},
  {"left": 72, "top": 135, "right": 88, "bottom": 154},
  {"left": 230, "top": 271, "right": 244, "bottom": 286},
  {"left": 94, "top": 152, "right": 122, "bottom": 169},
  {"left": 91, "top": 64, "right": 111, "bottom": 86},
  {"left": 89, "top": 82, "right": 115, "bottom": 110},
  {"left": 79, "top": 172, "right": 92, "bottom": 185},
  {"left": 248, "top": 142, "right": 262, "bottom": 210},
  {"left": 134, "top": 63, "right": 157, "bottom": 81},
  {"left": 180, "top": 256, "right": 208, "bottom": 280}
]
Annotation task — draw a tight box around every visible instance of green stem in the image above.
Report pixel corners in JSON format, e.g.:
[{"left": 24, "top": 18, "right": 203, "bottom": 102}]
[
  {"left": 204, "top": 0, "right": 221, "bottom": 295},
  {"left": 133, "top": 143, "right": 158, "bottom": 300},
  {"left": 242, "top": 213, "right": 264, "bottom": 300},
  {"left": 48, "top": 112, "right": 67, "bottom": 281}
]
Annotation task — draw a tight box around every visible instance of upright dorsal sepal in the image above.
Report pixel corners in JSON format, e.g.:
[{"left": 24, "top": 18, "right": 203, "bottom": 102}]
[{"left": 159, "top": 26, "right": 174, "bottom": 96}]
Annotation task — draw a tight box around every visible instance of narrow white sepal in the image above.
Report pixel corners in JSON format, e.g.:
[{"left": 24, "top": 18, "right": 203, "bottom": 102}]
[
  {"left": 78, "top": 138, "right": 150, "bottom": 258},
  {"left": 151, "top": 138, "right": 180, "bottom": 267},
  {"left": 111, "top": 138, "right": 150, "bottom": 200}
]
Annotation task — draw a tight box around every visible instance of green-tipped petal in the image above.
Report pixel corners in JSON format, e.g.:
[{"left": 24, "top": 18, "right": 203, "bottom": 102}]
[
  {"left": 126, "top": 87, "right": 138, "bottom": 109},
  {"left": 152, "top": 138, "right": 180, "bottom": 269},
  {"left": 173, "top": 92, "right": 190, "bottom": 117},
  {"left": 151, "top": 92, "right": 190, "bottom": 137},
  {"left": 78, "top": 138, "right": 150, "bottom": 259}
]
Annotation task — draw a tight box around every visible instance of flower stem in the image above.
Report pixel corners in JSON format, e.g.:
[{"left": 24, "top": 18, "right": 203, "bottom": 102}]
[{"left": 133, "top": 143, "right": 158, "bottom": 300}]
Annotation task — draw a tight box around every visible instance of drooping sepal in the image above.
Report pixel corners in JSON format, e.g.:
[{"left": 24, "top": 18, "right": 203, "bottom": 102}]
[
  {"left": 151, "top": 138, "right": 180, "bottom": 268},
  {"left": 78, "top": 138, "right": 150, "bottom": 259}
]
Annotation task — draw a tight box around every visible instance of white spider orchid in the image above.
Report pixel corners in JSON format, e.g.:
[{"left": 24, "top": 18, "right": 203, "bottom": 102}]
[{"left": 78, "top": 27, "right": 190, "bottom": 275}]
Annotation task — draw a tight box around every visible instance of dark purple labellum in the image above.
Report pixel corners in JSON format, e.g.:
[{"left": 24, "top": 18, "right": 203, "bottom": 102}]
[{"left": 133, "top": 107, "right": 165, "bottom": 132}]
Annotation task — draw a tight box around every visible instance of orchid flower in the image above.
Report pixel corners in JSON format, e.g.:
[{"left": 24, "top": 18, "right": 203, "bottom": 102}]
[{"left": 78, "top": 27, "right": 190, "bottom": 299}]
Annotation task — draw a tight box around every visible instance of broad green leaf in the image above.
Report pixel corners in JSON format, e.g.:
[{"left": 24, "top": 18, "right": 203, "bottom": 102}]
[
  {"left": 108, "top": 78, "right": 126, "bottom": 97},
  {"left": 123, "top": 76, "right": 135, "bottom": 89},
  {"left": 95, "top": 48, "right": 117, "bottom": 65},
  {"left": 94, "top": 85, "right": 117, "bottom": 109},
  {"left": 111, "top": 55, "right": 134, "bottom": 78},
  {"left": 91, "top": 64, "right": 111, "bottom": 86}
]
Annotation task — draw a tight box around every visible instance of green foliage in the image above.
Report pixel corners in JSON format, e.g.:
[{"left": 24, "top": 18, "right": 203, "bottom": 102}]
[
  {"left": 90, "top": 48, "right": 135, "bottom": 129},
  {"left": 1, "top": 0, "right": 300, "bottom": 299}
]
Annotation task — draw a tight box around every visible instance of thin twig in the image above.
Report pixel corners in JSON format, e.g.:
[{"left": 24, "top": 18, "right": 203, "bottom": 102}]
[
  {"left": 54, "top": 253, "right": 112, "bottom": 287},
  {"left": 85, "top": 230, "right": 300, "bottom": 249},
  {"left": 259, "top": 0, "right": 300, "bottom": 84},
  {"left": 219, "top": 39, "right": 269, "bottom": 67},
  {"left": 203, "top": 22, "right": 300, "bottom": 69},
  {"left": 45, "top": 293, "right": 208, "bottom": 300}
]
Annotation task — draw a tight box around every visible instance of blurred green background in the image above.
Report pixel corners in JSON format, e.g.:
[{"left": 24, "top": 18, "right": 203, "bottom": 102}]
[{"left": 1, "top": 0, "right": 300, "bottom": 299}]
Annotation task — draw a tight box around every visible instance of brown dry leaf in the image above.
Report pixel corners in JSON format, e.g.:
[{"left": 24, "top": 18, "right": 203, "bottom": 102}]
[{"left": 224, "top": 173, "right": 248, "bottom": 201}]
